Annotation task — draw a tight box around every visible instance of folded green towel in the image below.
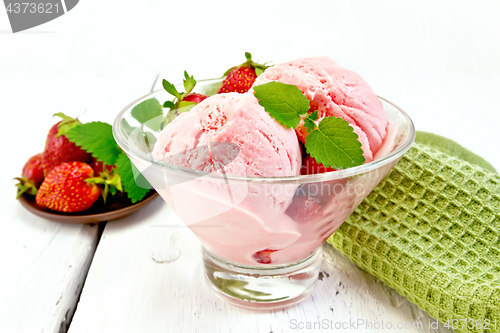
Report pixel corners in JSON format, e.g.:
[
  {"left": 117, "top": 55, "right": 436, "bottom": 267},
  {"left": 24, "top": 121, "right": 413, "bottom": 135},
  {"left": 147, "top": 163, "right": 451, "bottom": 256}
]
[{"left": 327, "top": 131, "right": 500, "bottom": 333}]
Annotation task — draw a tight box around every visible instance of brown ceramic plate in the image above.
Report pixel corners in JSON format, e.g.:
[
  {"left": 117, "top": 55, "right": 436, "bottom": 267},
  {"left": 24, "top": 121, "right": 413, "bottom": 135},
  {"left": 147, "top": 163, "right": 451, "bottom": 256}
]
[{"left": 19, "top": 190, "right": 159, "bottom": 224}]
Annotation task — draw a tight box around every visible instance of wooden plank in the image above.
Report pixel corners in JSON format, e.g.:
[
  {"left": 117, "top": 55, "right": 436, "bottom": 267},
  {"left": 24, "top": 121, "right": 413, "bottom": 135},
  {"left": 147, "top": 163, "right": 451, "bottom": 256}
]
[
  {"left": 0, "top": 66, "right": 157, "bottom": 333},
  {"left": 0, "top": 205, "right": 100, "bottom": 333},
  {"left": 69, "top": 200, "right": 452, "bottom": 333}
]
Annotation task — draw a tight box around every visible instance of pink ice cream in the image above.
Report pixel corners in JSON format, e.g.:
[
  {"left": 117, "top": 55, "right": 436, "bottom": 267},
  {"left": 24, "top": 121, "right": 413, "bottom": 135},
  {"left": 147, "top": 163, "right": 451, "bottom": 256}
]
[
  {"left": 253, "top": 56, "right": 388, "bottom": 162},
  {"left": 149, "top": 57, "right": 393, "bottom": 266},
  {"left": 152, "top": 92, "right": 304, "bottom": 265},
  {"left": 152, "top": 92, "right": 301, "bottom": 177}
]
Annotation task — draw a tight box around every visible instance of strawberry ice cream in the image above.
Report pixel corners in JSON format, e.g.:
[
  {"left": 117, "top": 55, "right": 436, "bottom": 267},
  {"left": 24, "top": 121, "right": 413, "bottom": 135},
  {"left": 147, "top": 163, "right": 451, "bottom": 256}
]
[
  {"left": 148, "top": 57, "right": 395, "bottom": 266},
  {"left": 253, "top": 56, "right": 388, "bottom": 163},
  {"left": 152, "top": 92, "right": 301, "bottom": 177},
  {"left": 152, "top": 92, "right": 304, "bottom": 265}
]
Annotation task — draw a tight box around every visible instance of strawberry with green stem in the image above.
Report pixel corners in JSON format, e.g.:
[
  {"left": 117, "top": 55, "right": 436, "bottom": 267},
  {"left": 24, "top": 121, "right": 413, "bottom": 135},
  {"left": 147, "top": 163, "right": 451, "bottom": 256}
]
[
  {"left": 87, "top": 158, "right": 123, "bottom": 202},
  {"left": 36, "top": 161, "right": 101, "bottom": 213},
  {"left": 160, "top": 71, "right": 208, "bottom": 129},
  {"left": 42, "top": 113, "right": 92, "bottom": 176},
  {"left": 14, "top": 153, "right": 44, "bottom": 198},
  {"left": 218, "top": 52, "right": 270, "bottom": 94}
]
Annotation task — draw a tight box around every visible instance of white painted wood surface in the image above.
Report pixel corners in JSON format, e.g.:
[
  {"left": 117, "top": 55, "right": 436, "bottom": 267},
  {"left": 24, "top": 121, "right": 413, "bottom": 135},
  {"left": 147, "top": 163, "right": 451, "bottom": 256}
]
[
  {"left": 0, "top": 67, "right": 156, "bottom": 332},
  {"left": 0, "top": 210, "right": 99, "bottom": 333},
  {"left": 69, "top": 200, "right": 452, "bottom": 333},
  {"left": 1, "top": 0, "right": 499, "bottom": 332}
]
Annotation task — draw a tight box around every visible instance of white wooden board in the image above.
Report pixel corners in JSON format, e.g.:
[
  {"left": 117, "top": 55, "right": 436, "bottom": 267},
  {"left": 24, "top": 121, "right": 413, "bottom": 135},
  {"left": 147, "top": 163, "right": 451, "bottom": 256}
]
[{"left": 0, "top": 66, "right": 156, "bottom": 333}]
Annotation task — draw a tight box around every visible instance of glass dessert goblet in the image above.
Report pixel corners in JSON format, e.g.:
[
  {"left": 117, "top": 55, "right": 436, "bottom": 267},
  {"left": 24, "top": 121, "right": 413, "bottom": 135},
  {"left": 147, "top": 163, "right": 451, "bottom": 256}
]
[{"left": 112, "top": 79, "right": 415, "bottom": 310}]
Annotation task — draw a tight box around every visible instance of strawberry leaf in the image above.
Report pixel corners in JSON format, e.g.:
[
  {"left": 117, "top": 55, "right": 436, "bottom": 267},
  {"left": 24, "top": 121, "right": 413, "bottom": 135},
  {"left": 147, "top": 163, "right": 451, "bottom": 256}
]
[
  {"left": 178, "top": 101, "right": 196, "bottom": 109},
  {"left": 253, "top": 82, "right": 310, "bottom": 128},
  {"left": 183, "top": 71, "right": 196, "bottom": 94},
  {"left": 305, "top": 117, "right": 365, "bottom": 170},
  {"left": 162, "top": 79, "right": 181, "bottom": 99},
  {"left": 115, "top": 153, "right": 151, "bottom": 203},
  {"left": 163, "top": 100, "right": 175, "bottom": 109},
  {"left": 54, "top": 113, "right": 81, "bottom": 137},
  {"left": 65, "top": 122, "right": 122, "bottom": 165}
]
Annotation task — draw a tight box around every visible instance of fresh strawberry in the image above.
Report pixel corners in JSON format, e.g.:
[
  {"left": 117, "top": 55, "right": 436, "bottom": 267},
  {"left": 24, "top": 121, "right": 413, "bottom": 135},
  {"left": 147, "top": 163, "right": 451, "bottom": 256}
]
[
  {"left": 160, "top": 72, "right": 207, "bottom": 129},
  {"left": 300, "top": 154, "right": 337, "bottom": 175},
  {"left": 218, "top": 52, "right": 270, "bottom": 94},
  {"left": 90, "top": 158, "right": 114, "bottom": 175},
  {"left": 42, "top": 113, "right": 92, "bottom": 176},
  {"left": 285, "top": 196, "right": 323, "bottom": 223},
  {"left": 14, "top": 153, "right": 44, "bottom": 198},
  {"left": 36, "top": 162, "right": 101, "bottom": 213},
  {"left": 253, "top": 249, "right": 278, "bottom": 264},
  {"left": 182, "top": 93, "right": 208, "bottom": 104}
]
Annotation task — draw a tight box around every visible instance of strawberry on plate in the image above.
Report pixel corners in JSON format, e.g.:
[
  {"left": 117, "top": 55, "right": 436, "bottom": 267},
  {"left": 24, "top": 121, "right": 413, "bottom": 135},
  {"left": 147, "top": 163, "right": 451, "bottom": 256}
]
[
  {"left": 90, "top": 157, "right": 114, "bottom": 175},
  {"left": 42, "top": 113, "right": 92, "bottom": 176},
  {"left": 88, "top": 157, "right": 122, "bottom": 201},
  {"left": 218, "top": 52, "right": 270, "bottom": 94},
  {"left": 14, "top": 153, "right": 44, "bottom": 198},
  {"left": 36, "top": 161, "right": 101, "bottom": 213}
]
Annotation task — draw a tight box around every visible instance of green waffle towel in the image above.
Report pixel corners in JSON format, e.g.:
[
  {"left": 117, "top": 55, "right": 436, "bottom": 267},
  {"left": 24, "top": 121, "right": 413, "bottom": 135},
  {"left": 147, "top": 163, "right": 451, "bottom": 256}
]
[{"left": 327, "top": 131, "right": 500, "bottom": 333}]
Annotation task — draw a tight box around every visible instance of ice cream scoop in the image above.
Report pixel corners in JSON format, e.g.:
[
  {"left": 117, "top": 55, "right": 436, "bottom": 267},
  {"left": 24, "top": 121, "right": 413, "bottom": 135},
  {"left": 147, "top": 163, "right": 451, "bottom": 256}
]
[
  {"left": 151, "top": 92, "right": 304, "bottom": 265},
  {"left": 253, "top": 56, "right": 388, "bottom": 163},
  {"left": 152, "top": 92, "right": 302, "bottom": 177}
]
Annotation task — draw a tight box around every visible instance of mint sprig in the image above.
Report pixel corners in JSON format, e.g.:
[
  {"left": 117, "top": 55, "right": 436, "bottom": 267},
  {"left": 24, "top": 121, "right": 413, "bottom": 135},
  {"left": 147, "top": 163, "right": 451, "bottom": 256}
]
[
  {"left": 253, "top": 82, "right": 310, "bottom": 128},
  {"left": 254, "top": 82, "right": 365, "bottom": 170}
]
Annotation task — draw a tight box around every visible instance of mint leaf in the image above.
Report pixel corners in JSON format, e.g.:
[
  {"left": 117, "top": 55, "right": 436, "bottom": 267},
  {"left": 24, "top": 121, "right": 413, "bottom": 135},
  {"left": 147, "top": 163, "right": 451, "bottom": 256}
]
[
  {"left": 131, "top": 98, "right": 163, "bottom": 123},
  {"left": 66, "top": 122, "right": 122, "bottom": 165},
  {"left": 304, "top": 110, "right": 319, "bottom": 133},
  {"left": 304, "top": 118, "right": 317, "bottom": 133},
  {"left": 163, "top": 79, "right": 181, "bottom": 99},
  {"left": 308, "top": 110, "right": 319, "bottom": 121},
  {"left": 305, "top": 117, "right": 365, "bottom": 169},
  {"left": 115, "top": 153, "right": 151, "bottom": 203},
  {"left": 253, "top": 82, "right": 310, "bottom": 128},
  {"left": 183, "top": 71, "right": 196, "bottom": 94}
]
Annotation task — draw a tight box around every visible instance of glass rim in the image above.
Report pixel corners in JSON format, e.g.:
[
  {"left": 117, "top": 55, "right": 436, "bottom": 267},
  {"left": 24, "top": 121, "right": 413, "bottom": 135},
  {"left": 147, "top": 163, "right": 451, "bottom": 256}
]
[{"left": 113, "top": 88, "right": 416, "bottom": 185}]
